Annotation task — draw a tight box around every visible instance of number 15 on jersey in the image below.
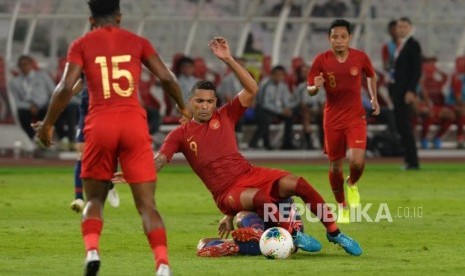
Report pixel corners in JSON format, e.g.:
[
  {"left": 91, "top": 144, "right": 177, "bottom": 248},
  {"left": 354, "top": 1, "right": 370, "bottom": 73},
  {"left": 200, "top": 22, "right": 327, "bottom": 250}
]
[{"left": 95, "top": 55, "right": 135, "bottom": 99}]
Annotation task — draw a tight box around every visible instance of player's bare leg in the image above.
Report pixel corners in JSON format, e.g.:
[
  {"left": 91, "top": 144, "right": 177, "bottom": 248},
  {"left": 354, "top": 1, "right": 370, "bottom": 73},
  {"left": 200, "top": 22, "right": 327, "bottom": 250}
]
[
  {"left": 234, "top": 176, "right": 361, "bottom": 255},
  {"left": 129, "top": 181, "right": 170, "bottom": 275},
  {"left": 81, "top": 179, "right": 111, "bottom": 276},
  {"left": 276, "top": 175, "right": 362, "bottom": 256},
  {"left": 235, "top": 175, "right": 361, "bottom": 255},
  {"left": 236, "top": 185, "right": 322, "bottom": 253}
]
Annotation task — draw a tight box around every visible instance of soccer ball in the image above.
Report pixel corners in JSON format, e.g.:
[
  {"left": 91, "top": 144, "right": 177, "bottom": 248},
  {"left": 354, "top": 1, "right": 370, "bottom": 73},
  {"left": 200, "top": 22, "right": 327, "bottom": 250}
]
[{"left": 259, "top": 227, "right": 294, "bottom": 259}]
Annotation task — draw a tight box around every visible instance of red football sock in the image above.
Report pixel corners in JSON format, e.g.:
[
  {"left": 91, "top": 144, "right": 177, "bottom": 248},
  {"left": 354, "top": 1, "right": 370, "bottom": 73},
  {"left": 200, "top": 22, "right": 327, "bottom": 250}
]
[
  {"left": 295, "top": 178, "right": 338, "bottom": 233},
  {"left": 147, "top": 228, "right": 169, "bottom": 269},
  {"left": 349, "top": 162, "right": 365, "bottom": 185},
  {"left": 436, "top": 119, "right": 453, "bottom": 138},
  {"left": 81, "top": 218, "right": 103, "bottom": 252},
  {"left": 422, "top": 116, "right": 433, "bottom": 138},
  {"left": 329, "top": 171, "right": 345, "bottom": 206}
]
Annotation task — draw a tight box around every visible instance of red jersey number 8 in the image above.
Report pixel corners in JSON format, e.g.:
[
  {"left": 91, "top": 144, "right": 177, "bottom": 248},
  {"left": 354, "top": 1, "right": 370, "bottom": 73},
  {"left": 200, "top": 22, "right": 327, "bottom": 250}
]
[
  {"left": 328, "top": 74, "right": 336, "bottom": 88},
  {"left": 95, "top": 55, "right": 134, "bottom": 99}
]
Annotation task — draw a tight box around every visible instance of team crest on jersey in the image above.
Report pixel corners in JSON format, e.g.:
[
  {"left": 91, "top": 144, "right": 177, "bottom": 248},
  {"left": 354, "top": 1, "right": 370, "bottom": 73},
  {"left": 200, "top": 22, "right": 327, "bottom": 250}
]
[
  {"left": 350, "top": 66, "right": 359, "bottom": 76},
  {"left": 209, "top": 119, "right": 220, "bottom": 129}
]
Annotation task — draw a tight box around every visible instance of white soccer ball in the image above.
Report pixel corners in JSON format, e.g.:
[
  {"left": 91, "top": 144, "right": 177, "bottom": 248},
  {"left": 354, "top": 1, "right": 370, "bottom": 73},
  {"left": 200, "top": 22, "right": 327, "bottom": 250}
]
[{"left": 259, "top": 227, "right": 294, "bottom": 259}]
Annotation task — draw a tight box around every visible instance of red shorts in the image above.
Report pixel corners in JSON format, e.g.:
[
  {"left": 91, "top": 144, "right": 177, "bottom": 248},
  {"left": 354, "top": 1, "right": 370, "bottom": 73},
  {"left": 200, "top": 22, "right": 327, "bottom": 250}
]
[
  {"left": 215, "top": 167, "right": 290, "bottom": 216},
  {"left": 324, "top": 119, "right": 367, "bottom": 161},
  {"left": 81, "top": 110, "right": 156, "bottom": 183},
  {"left": 432, "top": 105, "right": 454, "bottom": 122}
]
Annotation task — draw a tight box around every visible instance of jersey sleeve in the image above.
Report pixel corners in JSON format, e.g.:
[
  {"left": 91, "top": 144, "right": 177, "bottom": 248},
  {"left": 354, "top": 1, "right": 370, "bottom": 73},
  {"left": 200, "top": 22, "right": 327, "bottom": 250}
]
[
  {"left": 361, "top": 52, "right": 375, "bottom": 78},
  {"left": 159, "top": 127, "right": 183, "bottom": 162},
  {"left": 67, "top": 39, "right": 84, "bottom": 67},
  {"left": 307, "top": 54, "right": 323, "bottom": 86},
  {"left": 140, "top": 37, "right": 158, "bottom": 61},
  {"left": 219, "top": 95, "right": 247, "bottom": 124}
]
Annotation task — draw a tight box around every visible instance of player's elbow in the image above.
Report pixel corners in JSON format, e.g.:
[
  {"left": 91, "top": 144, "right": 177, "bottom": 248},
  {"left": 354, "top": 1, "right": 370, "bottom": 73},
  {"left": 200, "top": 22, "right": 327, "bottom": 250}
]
[
  {"left": 158, "top": 70, "right": 176, "bottom": 85},
  {"left": 248, "top": 82, "right": 259, "bottom": 96}
]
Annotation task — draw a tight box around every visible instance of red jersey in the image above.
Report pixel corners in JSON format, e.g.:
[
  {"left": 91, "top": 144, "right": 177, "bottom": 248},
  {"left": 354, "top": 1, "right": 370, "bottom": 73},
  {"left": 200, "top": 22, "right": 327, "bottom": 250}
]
[
  {"left": 67, "top": 26, "right": 157, "bottom": 116},
  {"left": 308, "top": 48, "right": 375, "bottom": 129},
  {"left": 160, "top": 97, "right": 252, "bottom": 198},
  {"left": 420, "top": 69, "right": 447, "bottom": 105}
]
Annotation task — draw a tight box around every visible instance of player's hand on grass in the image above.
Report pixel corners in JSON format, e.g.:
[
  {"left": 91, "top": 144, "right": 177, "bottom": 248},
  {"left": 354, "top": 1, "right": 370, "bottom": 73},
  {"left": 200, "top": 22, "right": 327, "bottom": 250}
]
[
  {"left": 218, "top": 215, "right": 234, "bottom": 239},
  {"left": 32, "top": 121, "right": 54, "bottom": 148},
  {"left": 112, "top": 172, "right": 126, "bottom": 184},
  {"left": 371, "top": 98, "right": 380, "bottom": 116},
  {"left": 209, "top": 36, "right": 232, "bottom": 61}
]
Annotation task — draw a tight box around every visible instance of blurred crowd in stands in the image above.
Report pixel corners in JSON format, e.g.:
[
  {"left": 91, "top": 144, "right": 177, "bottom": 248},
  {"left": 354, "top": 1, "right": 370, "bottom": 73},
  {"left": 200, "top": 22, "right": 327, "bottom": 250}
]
[{"left": 3, "top": 15, "right": 465, "bottom": 153}]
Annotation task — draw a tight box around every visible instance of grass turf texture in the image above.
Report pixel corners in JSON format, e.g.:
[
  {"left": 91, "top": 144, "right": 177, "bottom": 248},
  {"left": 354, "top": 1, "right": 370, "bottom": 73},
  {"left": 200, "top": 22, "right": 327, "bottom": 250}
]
[{"left": 1, "top": 162, "right": 464, "bottom": 275}]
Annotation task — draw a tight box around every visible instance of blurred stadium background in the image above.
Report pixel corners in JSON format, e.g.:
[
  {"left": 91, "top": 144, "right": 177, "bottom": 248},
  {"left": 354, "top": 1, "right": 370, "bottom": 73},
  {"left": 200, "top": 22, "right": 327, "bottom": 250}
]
[{"left": 1, "top": 0, "right": 465, "bottom": 159}]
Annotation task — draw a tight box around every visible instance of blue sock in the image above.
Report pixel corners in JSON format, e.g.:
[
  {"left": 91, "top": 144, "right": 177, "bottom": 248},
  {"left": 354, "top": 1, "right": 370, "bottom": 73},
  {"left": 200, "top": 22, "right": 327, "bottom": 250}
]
[
  {"left": 237, "top": 241, "right": 261, "bottom": 255},
  {"left": 240, "top": 213, "right": 265, "bottom": 230},
  {"left": 74, "top": 160, "right": 83, "bottom": 200}
]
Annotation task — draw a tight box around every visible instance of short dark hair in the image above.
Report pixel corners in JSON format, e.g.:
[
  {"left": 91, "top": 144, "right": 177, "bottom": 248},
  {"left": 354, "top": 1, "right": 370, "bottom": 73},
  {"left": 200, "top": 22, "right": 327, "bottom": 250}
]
[
  {"left": 328, "top": 19, "right": 351, "bottom": 36},
  {"left": 271, "top": 65, "right": 286, "bottom": 74},
  {"left": 88, "top": 0, "right": 120, "bottom": 18},
  {"left": 189, "top": 80, "right": 217, "bottom": 98},
  {"left": 177, "top": 56, "right": 195, "bottom": 67},
  {"left": 399, "top": 16, "right": 412, "bottom": 25},
  {"left": 388, "top": 20, "right": 397, "bottom": 30},
  {"left": 17, "top": 55, "right": 33, "bottom": 66}
]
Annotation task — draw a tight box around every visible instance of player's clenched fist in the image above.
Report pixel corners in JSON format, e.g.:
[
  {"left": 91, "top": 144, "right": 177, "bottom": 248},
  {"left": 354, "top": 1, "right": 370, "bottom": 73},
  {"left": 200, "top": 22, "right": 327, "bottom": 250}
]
[{"left": 314, "top": 72, "right": 325, "bottom": 88}]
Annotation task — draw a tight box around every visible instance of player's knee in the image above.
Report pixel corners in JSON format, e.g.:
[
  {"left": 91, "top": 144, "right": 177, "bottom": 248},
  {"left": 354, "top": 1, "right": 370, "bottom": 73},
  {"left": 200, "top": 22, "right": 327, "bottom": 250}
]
[
  {"left": 350, "top": 160, "right": 364, "bottom": 171},
  {"left": 133, "top": 198, "right": 155, "bottom": 216},
  {"left": 82, "top": 199, "right": 104, "bottom": 218},
  {"left": 329, "top": 164, "right": 343, "bottom": 174}
]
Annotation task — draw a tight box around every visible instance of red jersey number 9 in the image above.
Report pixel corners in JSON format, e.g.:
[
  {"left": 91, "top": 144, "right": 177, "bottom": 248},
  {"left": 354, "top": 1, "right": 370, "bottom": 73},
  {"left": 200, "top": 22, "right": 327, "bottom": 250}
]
[{"left": 95, "top": 55, "right": 134, "bottom": 99}]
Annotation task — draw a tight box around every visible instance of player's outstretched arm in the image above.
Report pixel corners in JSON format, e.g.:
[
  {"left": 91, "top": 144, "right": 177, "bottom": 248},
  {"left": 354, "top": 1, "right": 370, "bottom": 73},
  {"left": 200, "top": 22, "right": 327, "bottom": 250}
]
[
  {"left": 36, "top": 63, "right": 82, "bottom": 147},
  {"left": 143, "top": 54, "right": 191, "bottom": 119},
  {"left": 154, "top": 152, "right": 168, "bottom": 172},
  {"left": 209, "top": 36, "right": 258, "bottom": 107}
]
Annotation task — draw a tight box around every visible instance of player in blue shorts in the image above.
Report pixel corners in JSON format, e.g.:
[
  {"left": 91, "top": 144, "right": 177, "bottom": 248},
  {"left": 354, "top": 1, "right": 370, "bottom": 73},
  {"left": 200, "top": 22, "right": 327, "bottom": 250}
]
[
  {"left": 197, "top": 197, "right": 305, "bottom": 257},
  {"left": 70, "top": 79, "right": 120, "bottom": 212}
]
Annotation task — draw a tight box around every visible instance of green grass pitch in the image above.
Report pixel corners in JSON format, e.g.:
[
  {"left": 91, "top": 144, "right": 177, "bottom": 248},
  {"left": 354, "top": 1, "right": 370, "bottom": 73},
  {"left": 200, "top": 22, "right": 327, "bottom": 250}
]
[{"left": 1, "top": 162, "right": 464, "bottom": 275}]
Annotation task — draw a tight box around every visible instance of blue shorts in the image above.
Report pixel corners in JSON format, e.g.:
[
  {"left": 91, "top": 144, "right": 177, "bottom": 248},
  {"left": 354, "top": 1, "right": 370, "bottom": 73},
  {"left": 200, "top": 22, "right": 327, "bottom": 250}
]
[{"left": 75, "top": 105, "right": 87, "bottom": 143}]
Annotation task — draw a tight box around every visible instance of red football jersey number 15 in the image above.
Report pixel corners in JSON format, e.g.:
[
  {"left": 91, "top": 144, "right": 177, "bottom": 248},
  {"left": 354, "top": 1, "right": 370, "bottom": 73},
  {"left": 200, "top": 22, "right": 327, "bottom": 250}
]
[{"left": 94, "top": 55, "right": 135, "bottom": 99}]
